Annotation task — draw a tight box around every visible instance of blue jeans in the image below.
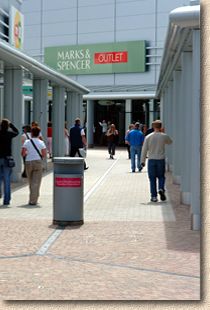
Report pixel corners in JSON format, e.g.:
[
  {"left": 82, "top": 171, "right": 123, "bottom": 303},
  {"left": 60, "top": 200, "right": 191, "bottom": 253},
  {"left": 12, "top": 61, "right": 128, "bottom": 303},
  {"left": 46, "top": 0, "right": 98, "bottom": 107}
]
[
  {"left": 130, "top": 145, "right": 142, "bottom": 171},
  {"left": 0, "top": 158, "right": 12, "bottom": 204},
  {"left": 148, "top": 159, "right": 165, "bottom": 197}
]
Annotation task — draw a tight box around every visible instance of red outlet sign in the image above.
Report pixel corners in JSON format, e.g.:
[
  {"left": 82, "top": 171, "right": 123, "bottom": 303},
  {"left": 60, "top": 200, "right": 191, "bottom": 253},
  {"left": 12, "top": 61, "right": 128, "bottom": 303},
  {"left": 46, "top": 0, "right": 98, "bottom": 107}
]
[
  {"left": 55, "top": 177, "right": 81, "bottom": 187},
  {"left": 94, "top": 51, "right": 128, "bottom": 64}
]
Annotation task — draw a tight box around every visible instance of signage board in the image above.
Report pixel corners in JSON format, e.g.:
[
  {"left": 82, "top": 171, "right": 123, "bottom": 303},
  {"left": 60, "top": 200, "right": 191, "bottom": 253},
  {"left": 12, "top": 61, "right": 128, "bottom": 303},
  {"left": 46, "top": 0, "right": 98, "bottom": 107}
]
[
  {"left": 44, "top": 41, "right": 145, "bottom": 75},
  {"left": 9, "top": 6, "right": 24, "bottom": 49}
]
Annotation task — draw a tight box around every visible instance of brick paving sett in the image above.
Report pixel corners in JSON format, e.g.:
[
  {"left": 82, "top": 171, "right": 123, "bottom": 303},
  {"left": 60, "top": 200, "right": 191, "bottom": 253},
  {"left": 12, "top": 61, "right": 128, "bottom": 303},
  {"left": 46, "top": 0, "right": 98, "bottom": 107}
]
[{"left": 0, "top": 149, "right": 200, "bottom": 300}]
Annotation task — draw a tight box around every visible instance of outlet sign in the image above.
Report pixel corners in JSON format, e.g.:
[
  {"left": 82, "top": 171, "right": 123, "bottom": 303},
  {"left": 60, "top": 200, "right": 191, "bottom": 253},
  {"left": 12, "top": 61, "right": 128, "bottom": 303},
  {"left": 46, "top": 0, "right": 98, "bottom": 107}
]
[{"left": 44, "top": 41, "right": 145, "bottom": 75}]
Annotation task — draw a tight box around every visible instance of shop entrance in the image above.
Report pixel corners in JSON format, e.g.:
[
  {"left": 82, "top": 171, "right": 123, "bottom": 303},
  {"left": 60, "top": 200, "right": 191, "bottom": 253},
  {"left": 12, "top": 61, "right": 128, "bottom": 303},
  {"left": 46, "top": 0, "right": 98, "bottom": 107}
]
[{"left": 94, "top": 100, "right": 125, "bottom": 146}]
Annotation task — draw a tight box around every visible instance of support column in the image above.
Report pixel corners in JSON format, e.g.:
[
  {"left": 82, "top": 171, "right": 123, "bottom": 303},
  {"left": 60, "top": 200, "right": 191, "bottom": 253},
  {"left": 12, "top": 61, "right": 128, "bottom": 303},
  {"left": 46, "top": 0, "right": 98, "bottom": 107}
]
[
  {"left": 172, "top": 70, "right": 182, "bottom": 185},
  {"left": 167, "top": 81, "right": 173, "bottom": 171},
  {"left": 66, "top": 92, "right": 83, "bottom": 127},
  {"left": 4, "top": 67, "right": 23, "bottom": 181},
  {"left": 33, "top": 78, "right": 48, "bottom": 143},
  {"left": 125, "top": 99, "right": 132, "bottom": 131},
  {"left": 52, "top": 86, "right": 65, "bottom": 157},
  {"left": 87, "top": 100, "right": 94, "bottom": 147},
  {"left": 191, "top": 30, "right": 200, "bottom": 230},
  {"left": 149, "top": 99, "right": 154, "bottom": 126},
  {"left": 180, "top": 52, "right": 192, "bottom": 205},
  {"left": 0, "top": 87, "right": 3, "bottom": 119}
]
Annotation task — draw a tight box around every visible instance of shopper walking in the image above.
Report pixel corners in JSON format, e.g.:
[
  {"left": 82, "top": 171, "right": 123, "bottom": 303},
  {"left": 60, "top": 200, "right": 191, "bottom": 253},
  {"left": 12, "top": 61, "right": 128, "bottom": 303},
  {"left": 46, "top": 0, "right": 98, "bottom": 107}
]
[
  {"left": 125, "top": 122, "right": 144, "bottom": 172},
  {"left": 64, "top": 122, "right": 70, "bottom": 156},
  {"left": 21, "top": 126, "right": 47, "bottom": 205},
  {"left": 125, "top": 123, "right": 135, "bottom": 159},
  {"left": 99, "top": 120, "right": 108, "bottom": 145},
  {"left": 47, "top": 121, "right": 53, "bottom": 158},
  {"left": 141, "top": 120, "right": 172, "bottom": 202},
  {"left": 21, "top": 124, "right": 31, "bottom": 178},
  {"left": 69, "top": 118, "right": 88, "bottom": 170},
  {"left": 106, "top": 123, "right": 119, "bottom": 159},
  {"left": 0, "top": 119, "right": 19, "bottom": 205}
]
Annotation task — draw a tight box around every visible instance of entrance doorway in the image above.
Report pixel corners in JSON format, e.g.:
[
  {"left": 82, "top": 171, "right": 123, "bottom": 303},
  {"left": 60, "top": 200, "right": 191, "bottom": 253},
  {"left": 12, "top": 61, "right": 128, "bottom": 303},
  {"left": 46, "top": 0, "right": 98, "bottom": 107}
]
[{"left": 94, "top": 100, "right": 125, "bottom": 145}]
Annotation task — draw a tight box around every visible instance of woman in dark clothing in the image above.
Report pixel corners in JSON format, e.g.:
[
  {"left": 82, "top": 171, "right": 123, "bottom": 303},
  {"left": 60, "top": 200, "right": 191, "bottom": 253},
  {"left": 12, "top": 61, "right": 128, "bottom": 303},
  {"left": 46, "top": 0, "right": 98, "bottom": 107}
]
[
  {"left": 106, "top": 124, "right": 119, "bottom": 159},
  {"left": 0, "top": 119, "right": 19, "bottom": 205}
]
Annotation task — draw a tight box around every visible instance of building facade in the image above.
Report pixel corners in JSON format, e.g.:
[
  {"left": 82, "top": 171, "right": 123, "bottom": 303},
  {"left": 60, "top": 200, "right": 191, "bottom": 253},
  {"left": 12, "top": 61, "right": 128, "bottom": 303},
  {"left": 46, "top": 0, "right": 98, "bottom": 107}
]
[{"left": 21, "top": 0, "right": 190, "bottom": 145}]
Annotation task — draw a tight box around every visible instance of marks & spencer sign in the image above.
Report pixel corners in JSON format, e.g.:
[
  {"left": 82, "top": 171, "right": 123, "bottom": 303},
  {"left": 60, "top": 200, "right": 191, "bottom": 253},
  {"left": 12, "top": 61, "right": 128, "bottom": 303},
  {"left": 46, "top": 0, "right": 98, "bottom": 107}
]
[{"left": 44, "top": 41, "right": 145, "bottom": 75}]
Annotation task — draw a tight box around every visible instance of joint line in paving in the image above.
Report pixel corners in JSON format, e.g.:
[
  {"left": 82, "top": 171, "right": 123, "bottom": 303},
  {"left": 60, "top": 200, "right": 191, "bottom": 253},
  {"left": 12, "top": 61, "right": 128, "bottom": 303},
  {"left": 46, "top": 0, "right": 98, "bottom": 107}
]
[
  {"left": 46, "top": 253, "right": 200, "bottom": 280},
  {"left": 36, "top": 226, "right": 65, "bottom": 256},
  {"left": 0, "top": 253, "right": 34, "bottom": 260},
  {"left": 84, "top": 153, "right": 121, "bottom": 203}
]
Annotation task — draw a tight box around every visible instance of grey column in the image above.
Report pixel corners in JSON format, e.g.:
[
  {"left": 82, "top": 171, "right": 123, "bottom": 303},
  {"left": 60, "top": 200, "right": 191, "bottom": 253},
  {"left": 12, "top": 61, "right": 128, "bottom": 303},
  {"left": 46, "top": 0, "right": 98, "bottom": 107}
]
[
  {"left": 87, "top": 100, "right": 94, "bottom": 147},
  {"left": 66, "top": 92, "right": 83, "bottom": 127},
  {"left": 172, "top": 70, "right": 182, "bottom": 185},
  {"left": 164, "top": 85, "right": 171, "bottom": 171},
  {"left": 180, "top": 52, "right": 192, "bottom": 205},
  {"left": 149, "top": 99, "right": 154, "bottom": 126},
  {"left": 33, "top": 78, "right": 48, "bottom": 143},
  {"left": 167, "top": 81, "right": 173, "bottom": 171},
  {"left": 66, "top": 92, "right": 73, "bottom": 130},
  {"left": 52, "top": 86, "right": 65, "bottom": 157},
  {"left": 191, "top": 30, "right": 200, "bottom": 230},
  {"left": 4, "top": 67, "right": 23, "bottom": 181},
  {"left": 125, "top": 99, "right": 132, "bottom": 131},
  {"left": 0, "top": 87, "right": 3, "bottom": 119}
]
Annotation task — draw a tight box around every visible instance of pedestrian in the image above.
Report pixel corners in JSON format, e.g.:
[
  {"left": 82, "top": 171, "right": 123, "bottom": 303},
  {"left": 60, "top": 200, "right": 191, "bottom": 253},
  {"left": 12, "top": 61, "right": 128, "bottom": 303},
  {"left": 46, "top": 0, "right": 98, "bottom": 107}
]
[
  {"left": 21, "top": 124, "right": 31, "bottom": 178},
  {"left": 0, "top": 119, "right": 19, "bottom": 205},
  {"left": 31, "top": 121, "right": 43, "bottom": 140},
  {"left": 106, "top": 123, "right": 119, "bottom": 159},
  {"left": 141, "top": 120, "right": 172, "bottom": 202},
  {"left": 125, "top": 122, "right": 144, "bottom": 172},
  {"left": 69, "top": 118, "right": 88, "bottom": 170},
  {"left": 99, "top": 120, "right": 108, "bottom": 145},
  {"left": 125, "top": 123, "right": 135, "bottom": 159},
  {"left": 145, "top": 125, "right": 154, "bottom": 136},
  {"left": 64, "top": 122, "right": 70, "bottom": 156},
  {"left": 21, "top": 126, "right": 47, "bottom": 205},
  {"left": 47, "top": 121, "right": 52, "bottom": 158}
]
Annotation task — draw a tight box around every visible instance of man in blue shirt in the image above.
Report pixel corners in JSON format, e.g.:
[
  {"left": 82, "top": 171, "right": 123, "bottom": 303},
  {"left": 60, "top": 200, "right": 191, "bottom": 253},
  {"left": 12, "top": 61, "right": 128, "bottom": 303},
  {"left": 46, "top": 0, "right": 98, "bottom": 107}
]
[{"left": 126, "top": 122, "right": 144, "bottom": 172}]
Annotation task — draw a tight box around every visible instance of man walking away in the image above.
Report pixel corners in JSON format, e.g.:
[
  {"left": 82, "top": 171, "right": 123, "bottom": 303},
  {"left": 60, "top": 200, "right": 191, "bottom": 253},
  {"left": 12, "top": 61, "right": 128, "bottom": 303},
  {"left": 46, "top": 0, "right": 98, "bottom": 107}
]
[
  {"left": 125, "top": 122, "right": 144, "bottom": 172},
  {"left": 141, "top": 120, "right": 172, "bottom": 202},
  {"left": 69, "top": 118, "right": 88, "bottom": 170}
]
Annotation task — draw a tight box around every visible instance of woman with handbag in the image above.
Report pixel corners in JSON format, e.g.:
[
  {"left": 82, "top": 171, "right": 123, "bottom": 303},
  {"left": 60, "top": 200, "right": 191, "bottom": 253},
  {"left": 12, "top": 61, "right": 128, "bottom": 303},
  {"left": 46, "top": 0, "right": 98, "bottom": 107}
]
[
  {"left": 0, "top": 118, "right": 19, "bottom": 205},
  {"left": 21, "top": 126, "right": 47, "bottom": 205}
]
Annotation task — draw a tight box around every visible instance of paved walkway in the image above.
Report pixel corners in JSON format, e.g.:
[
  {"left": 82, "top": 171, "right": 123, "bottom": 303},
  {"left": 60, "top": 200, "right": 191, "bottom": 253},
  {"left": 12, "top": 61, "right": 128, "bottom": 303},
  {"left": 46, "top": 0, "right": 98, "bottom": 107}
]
[{"left": 0, "top": 148, "right": 200, "bottom": 300}]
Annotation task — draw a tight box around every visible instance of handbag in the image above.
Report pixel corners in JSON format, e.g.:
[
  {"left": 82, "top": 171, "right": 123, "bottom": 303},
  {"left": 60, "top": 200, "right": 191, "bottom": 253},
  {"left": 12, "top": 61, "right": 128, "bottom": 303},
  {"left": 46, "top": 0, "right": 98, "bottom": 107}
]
[{"left": 6, "top": 156, "right": 15, "bottom": 168}]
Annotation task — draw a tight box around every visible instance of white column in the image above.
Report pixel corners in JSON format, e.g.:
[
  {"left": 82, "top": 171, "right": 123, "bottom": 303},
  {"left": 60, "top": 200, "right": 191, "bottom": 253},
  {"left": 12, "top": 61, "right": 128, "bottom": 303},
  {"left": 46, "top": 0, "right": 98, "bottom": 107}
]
[
  {"left": 33, "top": 78, "right": 48, "bottom": 143},
  {"left": 172, "top": 70, "right": 182, "bottom": 185},
  {"left": 87, "top": 100, "right": 94, "bottom": 147},
  {"left": 52, "top": 86, "right": 65, "bottom": 157},
  {"left": 191, "top": 30, "right": 200, "bottom": 230},
  {"left": 66, "top": 92, "right": 83, "bottom": 127},
  {"left": 180, "top": 52, "right": 192, "bottom": 205},
  {"left": 167, "top": 81, "right": 173, "bottom": 171},
  {"left": 125, "top": 99, "right": 132, "bottom": 131},
  {"left": 149, "top": 99, "right": 154, "bottom": 126},
  {"left": 4, "top": 67, "right": 23, "bottom": 181}
]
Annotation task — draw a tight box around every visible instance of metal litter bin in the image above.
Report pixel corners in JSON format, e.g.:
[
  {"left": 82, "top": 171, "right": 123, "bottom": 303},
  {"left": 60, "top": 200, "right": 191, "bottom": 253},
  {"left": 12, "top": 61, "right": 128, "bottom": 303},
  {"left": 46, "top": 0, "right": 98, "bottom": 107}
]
[{"left": 53, "top": 157, "right": 84, "bottom": 226}]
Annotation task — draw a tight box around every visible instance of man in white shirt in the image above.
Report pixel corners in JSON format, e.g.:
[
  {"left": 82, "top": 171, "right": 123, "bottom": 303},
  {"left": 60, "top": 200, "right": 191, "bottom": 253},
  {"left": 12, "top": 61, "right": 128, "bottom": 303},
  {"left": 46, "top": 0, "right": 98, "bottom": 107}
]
[
  {"left": 141, "top": 120, "right": 172, "bottom": 202},
  {"left": 99, "top": 120, "right": 107, "bottom": 145}
]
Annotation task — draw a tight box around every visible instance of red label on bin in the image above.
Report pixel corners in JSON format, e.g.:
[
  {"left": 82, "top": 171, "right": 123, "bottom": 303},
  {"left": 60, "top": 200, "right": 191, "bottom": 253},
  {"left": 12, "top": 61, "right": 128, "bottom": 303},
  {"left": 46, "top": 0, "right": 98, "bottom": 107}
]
[{"left": 55, "top": 177, "right": 81, "bottom": 187}]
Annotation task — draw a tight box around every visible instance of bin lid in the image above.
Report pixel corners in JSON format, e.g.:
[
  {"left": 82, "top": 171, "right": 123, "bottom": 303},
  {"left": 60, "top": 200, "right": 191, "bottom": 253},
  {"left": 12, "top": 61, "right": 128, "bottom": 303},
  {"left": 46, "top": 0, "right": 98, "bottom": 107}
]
[{"left": 53, "top": 157, "right": 84, "bottom": 164}]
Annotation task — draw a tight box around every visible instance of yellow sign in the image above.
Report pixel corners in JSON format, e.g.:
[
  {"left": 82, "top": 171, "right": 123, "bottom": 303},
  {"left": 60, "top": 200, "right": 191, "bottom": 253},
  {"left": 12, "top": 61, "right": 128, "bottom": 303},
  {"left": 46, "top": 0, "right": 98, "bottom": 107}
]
[{"left": 9, "top": 6, "right": 24, "bottom": 49}]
